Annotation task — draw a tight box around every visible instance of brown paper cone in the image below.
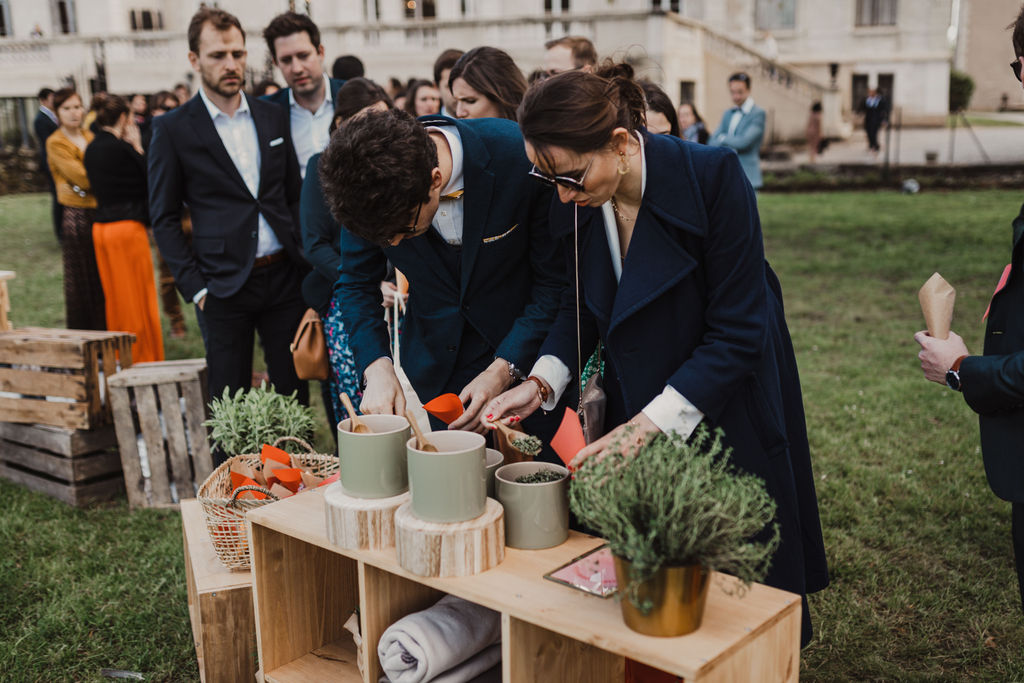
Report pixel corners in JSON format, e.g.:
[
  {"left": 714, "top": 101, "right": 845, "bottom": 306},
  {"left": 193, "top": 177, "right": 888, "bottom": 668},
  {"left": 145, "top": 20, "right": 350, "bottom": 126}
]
[{"left": 918, "top": 272, "right": 956, "bottom": 340}]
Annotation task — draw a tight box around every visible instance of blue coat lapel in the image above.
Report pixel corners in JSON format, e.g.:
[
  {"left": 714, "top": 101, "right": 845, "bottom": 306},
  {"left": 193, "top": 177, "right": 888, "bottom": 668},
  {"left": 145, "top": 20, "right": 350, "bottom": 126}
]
[
  {"left": 608, "top": 133, "right": 708, "bottom": 334},
  {"left": 186, "top": 95, "right": 252, "bottom": 197}
]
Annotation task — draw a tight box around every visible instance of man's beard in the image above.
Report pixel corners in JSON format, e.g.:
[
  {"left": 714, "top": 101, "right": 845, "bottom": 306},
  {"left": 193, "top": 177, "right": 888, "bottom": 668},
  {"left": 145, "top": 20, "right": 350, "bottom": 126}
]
[{"left": 204, "top": 71, "right": 243, "bottom": 99}]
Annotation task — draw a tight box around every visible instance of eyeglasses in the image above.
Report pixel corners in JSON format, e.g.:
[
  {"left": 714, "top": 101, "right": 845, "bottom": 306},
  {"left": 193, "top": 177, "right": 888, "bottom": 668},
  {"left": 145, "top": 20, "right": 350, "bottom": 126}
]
[
  {"left": 1012, "top": 59, "right": 1022, "bottom": 83},
  {"left": 387, "top": 201, "right": 424, "bottom": 246},
  {"left": 528, "top": 155, "right": 595, "bottom": 193}
]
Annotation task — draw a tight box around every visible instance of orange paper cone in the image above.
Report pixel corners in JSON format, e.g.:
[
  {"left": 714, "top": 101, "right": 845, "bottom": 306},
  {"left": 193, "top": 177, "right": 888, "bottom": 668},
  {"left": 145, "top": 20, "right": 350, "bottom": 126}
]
[
  {"left": 318, "top": 472, "right": 340, "bottom": 487},
  {"left": 423, "top": 393, "right": 464, "bottom": 424},
  {"left": 261, "top": 444, "right": 292, "bottom": 466},
  {"left": 551, "top": 407, "right": 586, "bottom": 466},
  {"left": 269, "top": 482, "right": 294, "bottom": 499},
  {"left": 272, "top": 467, "right": 304, "bottom": 493}
]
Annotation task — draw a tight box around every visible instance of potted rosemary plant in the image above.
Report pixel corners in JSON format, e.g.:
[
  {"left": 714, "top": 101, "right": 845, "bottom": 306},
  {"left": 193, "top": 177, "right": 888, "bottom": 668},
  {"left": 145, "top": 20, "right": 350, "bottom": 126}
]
[
  {"left": 204, "top": 381, "right": 315, "bottom": 456},
  {"left": 569, "top": 427, "right": 779, "bottom": 637}
]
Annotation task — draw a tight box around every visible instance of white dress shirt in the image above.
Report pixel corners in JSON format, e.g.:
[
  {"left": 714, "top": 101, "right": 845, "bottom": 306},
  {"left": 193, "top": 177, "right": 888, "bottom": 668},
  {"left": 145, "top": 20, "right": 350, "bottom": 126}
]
[
  {"left": 528, "top": 133, "right": 706, "bottom": 440},
  {"left": 425, "top": 124, "right": 465, "bottom": 246},
  {"left": 727, "top": 97, "right": 755, "bottom": 137},
  {"left": 193, "top": 87, "right": 282, "bottom": 304},
  {"left": 290, "top": 74, "right": 334, "bottom": 177}
]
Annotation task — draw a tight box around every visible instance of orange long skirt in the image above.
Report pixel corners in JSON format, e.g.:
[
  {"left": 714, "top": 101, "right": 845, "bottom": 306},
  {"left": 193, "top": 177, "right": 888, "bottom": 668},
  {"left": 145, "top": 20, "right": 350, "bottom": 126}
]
[{"left": 92, "top": 220, "right": 165, "bottom": 363}]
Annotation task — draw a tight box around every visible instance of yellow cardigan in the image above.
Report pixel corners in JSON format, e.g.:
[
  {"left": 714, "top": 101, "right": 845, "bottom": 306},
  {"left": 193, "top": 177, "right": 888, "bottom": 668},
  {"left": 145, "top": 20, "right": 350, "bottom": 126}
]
[{"left": 47, "top": 128, "right": 97, "bottom": 209}]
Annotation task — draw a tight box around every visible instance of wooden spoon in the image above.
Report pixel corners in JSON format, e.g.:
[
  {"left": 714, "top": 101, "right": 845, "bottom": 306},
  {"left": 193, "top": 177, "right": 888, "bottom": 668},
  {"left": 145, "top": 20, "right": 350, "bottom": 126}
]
[
  {"left": 489, "top": 419, "right": 534, "bottom": 455},
  {"left": 340, "top": 393, "right": 371, "bottom": 434},
  {"left": 406, "top": 409, "right": 438, "bottom": 452}
]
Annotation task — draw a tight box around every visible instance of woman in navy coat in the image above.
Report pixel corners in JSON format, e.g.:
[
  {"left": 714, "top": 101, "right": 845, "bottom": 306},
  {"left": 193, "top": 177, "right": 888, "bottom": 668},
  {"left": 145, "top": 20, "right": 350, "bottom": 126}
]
[{"left": 482, "top": 66, "right": 828, "bottom": 645}]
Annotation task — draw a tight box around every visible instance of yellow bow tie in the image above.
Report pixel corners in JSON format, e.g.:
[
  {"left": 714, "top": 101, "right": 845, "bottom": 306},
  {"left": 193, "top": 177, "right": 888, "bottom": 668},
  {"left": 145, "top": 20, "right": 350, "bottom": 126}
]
[{"left": 441, "top": 190, "right": 464, "bottom": 200}]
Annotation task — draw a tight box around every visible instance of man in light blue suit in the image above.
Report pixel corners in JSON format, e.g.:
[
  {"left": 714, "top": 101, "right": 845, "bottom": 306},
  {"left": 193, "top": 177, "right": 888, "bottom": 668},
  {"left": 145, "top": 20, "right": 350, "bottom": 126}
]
[{"left": 709, "top": 72, "right": 766, "bottom": 190}]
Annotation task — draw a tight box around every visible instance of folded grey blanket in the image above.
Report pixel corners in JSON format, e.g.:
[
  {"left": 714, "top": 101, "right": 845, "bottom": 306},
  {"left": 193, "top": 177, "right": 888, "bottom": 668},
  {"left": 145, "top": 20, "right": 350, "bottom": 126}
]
[{"left": 378, "top": 594, "right": 501, "bottom": 683}]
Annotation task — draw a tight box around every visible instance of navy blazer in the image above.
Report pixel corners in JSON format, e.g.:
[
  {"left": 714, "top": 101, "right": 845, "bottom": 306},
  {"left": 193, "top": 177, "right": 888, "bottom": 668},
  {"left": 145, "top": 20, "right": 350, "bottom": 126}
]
[
  {"left": 33, "top": 109, "right": 58, "bottom": 172},
  {"left": 259, "top": 77, "right": 345, "bottom": 110},
  {"left": 336, "top": 116, "right": 563, "bottom": 401},
  {"left": 539, "top": 132, "right": 828, "bottom": 600},
  {"left": 960, "top": 205, "right": 1024, "bottom": 503},
  {"left": 148, "top": 93, "right": 305, "bottom": 300}
]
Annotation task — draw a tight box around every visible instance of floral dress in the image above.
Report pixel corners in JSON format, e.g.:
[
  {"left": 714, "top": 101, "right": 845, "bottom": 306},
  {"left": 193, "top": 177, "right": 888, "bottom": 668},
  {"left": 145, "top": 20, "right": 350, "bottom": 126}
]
[{"left": 323, "top": 295, "right": 362, "bottom": 423}]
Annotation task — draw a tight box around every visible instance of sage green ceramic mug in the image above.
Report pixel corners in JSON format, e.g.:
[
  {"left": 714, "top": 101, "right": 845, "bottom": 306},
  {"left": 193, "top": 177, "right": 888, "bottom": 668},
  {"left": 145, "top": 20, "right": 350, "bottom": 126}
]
[
  {"left": 495, "top": 462, "right": 570, "bottom": 549},
  {"left": 485, "top": 448, "right": 504, "bottom": 498},
  {"left": 407, "top": 431, "right": 486, "bottom": 522},
  {"left": 337, "top": 415, "right": 410, "bottom": 498}
]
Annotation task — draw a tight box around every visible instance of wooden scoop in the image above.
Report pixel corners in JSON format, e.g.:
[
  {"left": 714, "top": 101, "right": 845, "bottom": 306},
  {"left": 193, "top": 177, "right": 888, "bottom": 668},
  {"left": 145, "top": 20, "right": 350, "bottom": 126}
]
[
  {"left": 406, "top": 409, "right": 438, "bottom": 452},
  {"left": 489, "top": 419, "right": 532, "bottom": 455},
  {"left": 340, "top": 393, "right": 371, "bottom": 434}
]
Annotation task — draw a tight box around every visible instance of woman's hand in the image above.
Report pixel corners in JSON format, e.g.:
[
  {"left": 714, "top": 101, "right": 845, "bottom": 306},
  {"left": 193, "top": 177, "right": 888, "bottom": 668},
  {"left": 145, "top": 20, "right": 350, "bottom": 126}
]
[
  {"left": 123, "top": 119, "right": 143, "bottom": 155},
  {"left": 448, "top": 360, "right": 512, "bottom": 434},
  {"left": 380, "top": 281, "right": 405, "bottom": 308},
  {"left": 569, "top": 412, "right": 661, "bottom": 469},
  {"left": 479, "top": 380, "right": 544, "bottom": 430}
]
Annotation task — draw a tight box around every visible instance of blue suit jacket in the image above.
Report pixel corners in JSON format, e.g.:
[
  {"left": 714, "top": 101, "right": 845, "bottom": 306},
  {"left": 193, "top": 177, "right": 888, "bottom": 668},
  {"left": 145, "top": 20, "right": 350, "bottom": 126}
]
[
  {"left": 709, "top": 103, "right": 766, "bottom": 189},
  {"left": 259, "top": 77, "right": 345, "bottom": 110},
  {"left": 336, "top": 116, "right": 564, "bottom": 401},
  {"left": 538, "top": 132, "right": 828, "bottom": 599},
  {"left": 960, "top": 205, "right": 1024, "bottom": 502},
  {"left": 148, "top": 94, "right": 305, "bottom": 300}
]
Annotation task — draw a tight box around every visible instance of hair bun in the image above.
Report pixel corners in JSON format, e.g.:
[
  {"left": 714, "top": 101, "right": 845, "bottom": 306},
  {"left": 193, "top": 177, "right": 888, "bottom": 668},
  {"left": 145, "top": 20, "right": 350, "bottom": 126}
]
[{"left": 594, "top": 60, "right": 635, "bottom": 82}]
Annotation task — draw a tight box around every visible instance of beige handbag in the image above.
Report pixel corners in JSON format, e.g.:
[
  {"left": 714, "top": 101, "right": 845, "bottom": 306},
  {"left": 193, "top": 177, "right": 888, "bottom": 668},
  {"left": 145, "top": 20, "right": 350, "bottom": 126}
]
[{"left": 290, "top": 308, "right": 329, "bottom": 380}]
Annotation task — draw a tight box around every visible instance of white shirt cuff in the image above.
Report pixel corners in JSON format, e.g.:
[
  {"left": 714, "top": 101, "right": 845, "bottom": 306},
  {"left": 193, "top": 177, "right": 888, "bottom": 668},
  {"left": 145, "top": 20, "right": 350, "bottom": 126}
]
[
  {"left": 192, "top": 288, "right": 208, "bottom": 305},
  {"left": 529, "top": 355, "right": 572, "bottom": 411},
  {"left": 642, "top": 385, "right": 705, "bottom": 440}
]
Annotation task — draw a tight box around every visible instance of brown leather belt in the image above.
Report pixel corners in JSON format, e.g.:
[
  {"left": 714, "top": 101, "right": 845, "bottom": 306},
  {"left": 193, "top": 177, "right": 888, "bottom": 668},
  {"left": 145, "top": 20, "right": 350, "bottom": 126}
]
[{"left": 252, "top": 250, "right": 287, "bottom": 269}]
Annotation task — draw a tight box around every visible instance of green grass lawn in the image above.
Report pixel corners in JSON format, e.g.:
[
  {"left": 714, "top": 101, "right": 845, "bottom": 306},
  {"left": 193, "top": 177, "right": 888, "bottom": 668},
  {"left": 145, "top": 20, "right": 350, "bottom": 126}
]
[{"left": 2, "top": 190, "right": 1024, "bottom": 680}]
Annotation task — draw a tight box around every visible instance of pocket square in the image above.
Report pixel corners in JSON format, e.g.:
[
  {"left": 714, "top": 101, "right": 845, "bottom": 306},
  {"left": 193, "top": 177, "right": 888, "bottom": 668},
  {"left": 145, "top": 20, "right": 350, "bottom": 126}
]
[
  {"left": 482, "top": 224, "right": 518, "bottom": 244},
  {"left": 269, "top": 137, "right": 285, "bottom": 147}
]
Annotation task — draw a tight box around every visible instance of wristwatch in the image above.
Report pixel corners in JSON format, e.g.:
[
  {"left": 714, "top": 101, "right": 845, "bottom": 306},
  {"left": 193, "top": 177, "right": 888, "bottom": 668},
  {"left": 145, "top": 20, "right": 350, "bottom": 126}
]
[
  {"left": 506, "top": 360, "right": 525, "bottom": 383},
  {"left": 945, "top": 355, "right": 967, "bottom": 392}
]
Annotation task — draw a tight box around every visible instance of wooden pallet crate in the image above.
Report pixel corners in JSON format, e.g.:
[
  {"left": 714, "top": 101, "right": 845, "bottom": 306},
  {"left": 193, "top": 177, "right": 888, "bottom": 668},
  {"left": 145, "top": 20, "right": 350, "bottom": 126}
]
[
  {"left": 0, "top": 422, "right": 124, "bottom": 507},
  {"left": 108, "top": 360, "right": 213, "bottom": 509},
  {"left": 0, "top": 327, "right": 134, "bottom": 430}
]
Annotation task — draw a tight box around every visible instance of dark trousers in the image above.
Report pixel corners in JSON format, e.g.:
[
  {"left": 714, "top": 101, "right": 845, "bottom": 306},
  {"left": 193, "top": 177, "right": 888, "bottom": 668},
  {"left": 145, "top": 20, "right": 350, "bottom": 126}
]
[
  {"left": 201, "top": 258, "right": 308, "bottom": 463},
  {"left": 1014, "top": 502, "right": 1024, "bottom": 612},
  {"left": 865, "top": 123, "right": 881, "bottom": 151}
]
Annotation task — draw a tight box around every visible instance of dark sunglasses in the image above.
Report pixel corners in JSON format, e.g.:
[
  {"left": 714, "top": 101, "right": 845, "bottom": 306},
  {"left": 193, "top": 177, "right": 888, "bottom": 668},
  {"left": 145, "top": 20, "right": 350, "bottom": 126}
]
[
  {"left": 528, "top": 155, "right": 595, "bottom": 193},
  {"left": 1013, "top": 59, "right": 1022, "bottom": 83}
]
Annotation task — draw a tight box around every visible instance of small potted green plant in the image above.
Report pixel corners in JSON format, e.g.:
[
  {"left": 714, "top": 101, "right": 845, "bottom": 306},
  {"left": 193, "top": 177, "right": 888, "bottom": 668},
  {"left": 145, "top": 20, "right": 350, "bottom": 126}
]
[
  {"left": 204, "top": 381, "right": 315, "bottom": 457},
  {"left": 570, "top": 427, "right": 779, "bottom": 637}
]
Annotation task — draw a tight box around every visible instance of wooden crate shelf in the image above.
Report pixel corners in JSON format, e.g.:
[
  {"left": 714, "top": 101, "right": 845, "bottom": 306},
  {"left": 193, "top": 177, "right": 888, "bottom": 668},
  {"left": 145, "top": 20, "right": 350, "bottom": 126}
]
[
  {"left": 0, "top": 327, "right": 134, "bottom": 430},
  {"left": 108, "top": 360, "right": 212, "bottom": 508},
  {"left": 181, "top": 499, "right": 257, "bottom": 683},
  {"left": 0, "top": 422, "right": 123, "bottom": 507},
  {"left": 247, "top": 492, "right": 801, "bottom": 683}
]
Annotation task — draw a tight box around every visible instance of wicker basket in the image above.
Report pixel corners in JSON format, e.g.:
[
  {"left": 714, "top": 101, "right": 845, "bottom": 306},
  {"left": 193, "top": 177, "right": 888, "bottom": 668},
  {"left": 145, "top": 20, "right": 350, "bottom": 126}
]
[{"left": 198, "top": 436, "right": 338, "bottom": 570}]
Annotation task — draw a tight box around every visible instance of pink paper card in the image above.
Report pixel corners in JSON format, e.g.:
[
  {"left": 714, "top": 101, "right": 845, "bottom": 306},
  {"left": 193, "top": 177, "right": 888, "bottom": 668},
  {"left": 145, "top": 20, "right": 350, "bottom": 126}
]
[{"left": 544, "top": 545, "right": 617, "bottom": 597}]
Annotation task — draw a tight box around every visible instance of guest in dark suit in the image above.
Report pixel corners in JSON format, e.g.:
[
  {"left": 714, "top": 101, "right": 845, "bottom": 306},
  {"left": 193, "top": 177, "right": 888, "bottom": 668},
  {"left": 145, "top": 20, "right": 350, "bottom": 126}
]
[
  {"left": 914, "top": 6, "right": 1024, "bottom": 611},
  {"left": 33, "top": 87, "right": 62, "bottom": 242},
  {"left": 483, "top": 65, "right": 829, "bottom": 645},
  {"left": 301, "top": 78, "right": 393, "bottom": 433},
  {"left": 259, "top": 12, "right": 345, "bottom": 178},
  {"left": 149, "top": 7, "right": 309, "bottom": 435},
  {"left": 318, "top": 108, "right": 569, "bottom": 453},
  {"left": 862, "top": 87, "right": 889, "bottom": 153}
]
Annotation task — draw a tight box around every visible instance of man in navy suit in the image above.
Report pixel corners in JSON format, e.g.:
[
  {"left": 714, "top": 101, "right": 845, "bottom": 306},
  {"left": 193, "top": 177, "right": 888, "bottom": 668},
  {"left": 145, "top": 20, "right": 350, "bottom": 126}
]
[
  {"left": 33, "top": 87, "right": 62, "bottom": 242},
  {"left": 915, "top": 3, "right": 1024, "bottom": 612},
  {"left": 259, "top": 12, "right": 344, "bottom": 177},
  {"left": 149, "top": 7, "right": 309, "bottom": 435},
  {"left": 318, "top": 109, "right": 568, "bottom": 446},
  {"left": 709, "top": 72, "right": 766, "bottom": 190}
]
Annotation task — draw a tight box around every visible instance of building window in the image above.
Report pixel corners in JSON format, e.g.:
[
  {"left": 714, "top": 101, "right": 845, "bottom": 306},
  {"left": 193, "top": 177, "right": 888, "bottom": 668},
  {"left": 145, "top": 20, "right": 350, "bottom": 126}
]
[
  {"left": 404, "top": 0, "right": 435, "bottom": 19},
  {"left": 129, "top": 9, "right": 163, "bottom": 31},
  {"left": 678, "top": 81, "right": 695, "bottom": 104},
  {"left": 852, "top": 73, "right": 869, "bottom": 111},
  {"left": 755, "top": 0, "right": 795, "bottom": 30},
  {"left": 52, "top": 0, "right": 77, "bottom": 34},
  {"left": 0, "top": 0, "right": 11, "bottom": 37},
  {"left": 856, "top": 0, "right": 896, "bottom": 27}
]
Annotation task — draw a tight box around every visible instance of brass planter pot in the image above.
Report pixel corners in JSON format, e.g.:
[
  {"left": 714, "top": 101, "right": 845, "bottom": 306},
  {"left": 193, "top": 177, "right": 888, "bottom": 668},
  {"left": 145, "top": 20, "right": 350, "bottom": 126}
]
[{"left": 613, "top": 556, "right": 710, "bottom": 637}]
